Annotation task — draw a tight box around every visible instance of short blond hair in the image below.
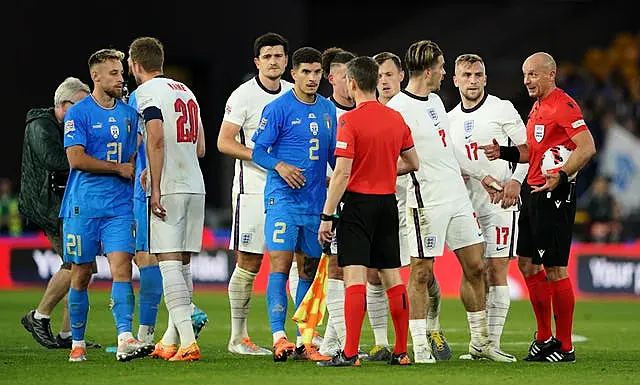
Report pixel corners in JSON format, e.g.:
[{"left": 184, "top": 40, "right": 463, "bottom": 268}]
[{"left": 88, "top": 48, "right": 125, "bottom": 70}]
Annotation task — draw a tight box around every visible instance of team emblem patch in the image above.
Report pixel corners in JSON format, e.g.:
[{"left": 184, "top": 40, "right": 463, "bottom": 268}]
[
  {"left": 241, "top": 232, "right": 252, "bottom": 245},
  {"left": 427, "top": 108, "right": 438, "bottom": 122},
  {"left": 464, "top": 120, "right": 474, "bottom": 133},
  {"left": 310, "top": 122, "right": 319, "bottom": 136},
  {"left": 110, "top": 125, "right": 120, "bottom": 139},
  {"left": 424, "top": 235, "right": 437, "bottom": 250},
  {"left": 534, "top": 124, "right": 545, "bottom": 142}
]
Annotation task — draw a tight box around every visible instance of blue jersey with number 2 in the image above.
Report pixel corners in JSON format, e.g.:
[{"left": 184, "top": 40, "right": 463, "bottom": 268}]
[{"left": 252, "top": 89, "right": 337, "bottom": 215}]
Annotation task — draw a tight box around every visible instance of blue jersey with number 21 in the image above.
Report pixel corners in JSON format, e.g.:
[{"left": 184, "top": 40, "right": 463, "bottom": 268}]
[{"left": 60, "top": 95, "right": 138, "bottom": 218}]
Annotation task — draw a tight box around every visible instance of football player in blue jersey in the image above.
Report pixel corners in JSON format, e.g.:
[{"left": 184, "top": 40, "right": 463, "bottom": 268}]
[
  {"left": 252, "top": 46, "right": 337, "bottom": 362},
  {"left": 61, "top": 48, "right": 147, "bottom": 363}
]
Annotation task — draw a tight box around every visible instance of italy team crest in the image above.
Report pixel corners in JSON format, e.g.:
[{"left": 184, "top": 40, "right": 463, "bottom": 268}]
[{"left": 110, "top": 125, "right": 120, "bottom": 139}]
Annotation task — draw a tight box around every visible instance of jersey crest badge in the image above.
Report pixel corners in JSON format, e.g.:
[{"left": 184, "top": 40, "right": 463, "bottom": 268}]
[
  {"left": 534, "top": 124, "right": 544, "bottom": 142},
  {"left": 110, "top": 125, "right": 120, "bottom": 139},
  {"left": 427, "top": 108, "right": 439, "bottom": 123},
  {"left": 310, "top": 122, "right": 319, "bottom": 136},
  {"left": 464, "top": 120, "right": 474, "bottom": 133}
]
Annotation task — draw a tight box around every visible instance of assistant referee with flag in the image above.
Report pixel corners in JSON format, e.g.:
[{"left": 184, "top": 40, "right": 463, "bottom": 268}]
[{"left": 317, "top": 56, "right": 419, "bottom": 367}]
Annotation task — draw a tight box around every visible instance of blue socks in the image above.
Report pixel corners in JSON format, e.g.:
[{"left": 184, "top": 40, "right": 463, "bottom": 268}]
[
  {"left": 68, "top": 288, "right": 89, "bottom": 341},
  {"left": 138, "top": 265, "right": 163, "bottom": 327},
  {"left": 266, "top": 272, "right": 288, "bottom": 334},
  {"left": 294, "top": 278, "right": 312, "bottom": 336},
  {"left": 111, "top": 281, "right": 135, "bottom": 335}
]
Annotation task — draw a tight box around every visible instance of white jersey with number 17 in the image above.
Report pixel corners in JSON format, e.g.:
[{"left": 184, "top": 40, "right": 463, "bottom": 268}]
[
  {"left": 448, "top": 94, "right": 527, "bottom": 217},
  {"left": 135, "top": 77, "right": 205, "bottom": 196}
]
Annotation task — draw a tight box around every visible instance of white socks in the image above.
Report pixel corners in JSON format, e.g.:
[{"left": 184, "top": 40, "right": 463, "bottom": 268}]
[
  {"left": 466, "top": 310, "right": 490, "bottom": 347},
  {"left": 426, "top": 278, "right": 442, "bottom": 332},
  {"left": 159, "top": 260, "right": 196, "bottom": 347},
  {"left": 34, "top": 310, "right": 50, "bottom": 320},
  {"left": 487, "top": 285, "right": 510, "bottom": 349},
  {"left": 228, "top": 265, "right": 257, "bottom": 344},
  {"left": 118, "top": 331, "right": 134, "bottom": 345},
  {"left": 137, "top": 325, "right": 155, "bottom": 345},
  {"left": 288, "top": 260, "right": 299, "bottom": 302},
  {"left": 273, "top": 330, "right": 286, "bottom": 345},
  {"left": 409, "top": 318, "right": 428, "bottom": 346},
  {"left": 323, "top": 278, "right": 346, "bottom": 350},
  {"left": 366, "top": 283, "right": 389, "bottom": 347}
]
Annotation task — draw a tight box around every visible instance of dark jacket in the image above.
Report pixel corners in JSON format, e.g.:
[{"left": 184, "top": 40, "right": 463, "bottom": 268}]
[{"left": 18, "top": 108, "right": 69, "bottom": 236}]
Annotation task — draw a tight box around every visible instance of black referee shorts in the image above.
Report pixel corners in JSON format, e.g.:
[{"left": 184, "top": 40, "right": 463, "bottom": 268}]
[
  {"left": 336, "top": 191, "right": 401, "bottom": 269},
  {"left": 517, "top": 182, "right": 576, "bottom": 267}
]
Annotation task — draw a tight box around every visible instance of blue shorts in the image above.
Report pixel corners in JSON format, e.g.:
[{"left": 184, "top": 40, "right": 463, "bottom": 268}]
[
  {"left": 62, "top": 215, "right": 136, "bottom": 264},
  {"left": 265, "top": 209, "right": 322, "bottom": 258},
  {"left": 134, "top": 198, "right": 148, "bottom": 252}
]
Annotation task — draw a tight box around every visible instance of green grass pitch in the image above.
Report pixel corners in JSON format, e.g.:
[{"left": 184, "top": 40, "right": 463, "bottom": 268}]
[{"left": 1, "top": 288, "right": 638, "bottom": 385}]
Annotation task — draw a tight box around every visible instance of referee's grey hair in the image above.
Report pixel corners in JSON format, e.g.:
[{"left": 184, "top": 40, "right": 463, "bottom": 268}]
[{"left": 53, "top": 77, "right": 90, "bottom": 107}]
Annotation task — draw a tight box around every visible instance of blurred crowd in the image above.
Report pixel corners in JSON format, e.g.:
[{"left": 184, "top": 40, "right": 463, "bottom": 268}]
[{"left": 558, "top": 31, "right": 640, "bottom": 242}]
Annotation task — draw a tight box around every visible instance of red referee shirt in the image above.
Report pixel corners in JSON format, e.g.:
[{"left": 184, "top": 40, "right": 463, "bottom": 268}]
[
  {"left": 334, "top": 100, "right": 414, "bottom": 194},
  {"left": 526, "top": 88, "right": 588, "bottom": 185}
]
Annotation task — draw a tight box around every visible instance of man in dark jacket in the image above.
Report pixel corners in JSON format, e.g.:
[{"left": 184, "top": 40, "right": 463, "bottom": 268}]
[{"left": 18, "top": 77, "right": 99, "bottom": 349}]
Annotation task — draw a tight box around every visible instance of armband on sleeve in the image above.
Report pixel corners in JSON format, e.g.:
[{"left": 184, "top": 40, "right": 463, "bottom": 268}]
[{"left": 499, "top": 146, "right": 521, "bottom": 163}]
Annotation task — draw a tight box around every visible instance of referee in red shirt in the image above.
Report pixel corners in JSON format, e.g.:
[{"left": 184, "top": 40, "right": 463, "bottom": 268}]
[
  {"left": 481, "top": 52, "right": 596, "bottom": 363},
  {"left": 317, "top": 56, "right": 419, "bottom": 367}
]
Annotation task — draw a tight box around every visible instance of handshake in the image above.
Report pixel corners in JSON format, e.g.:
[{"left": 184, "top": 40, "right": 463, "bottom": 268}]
[{"left": 477, "top": 175, "right": 520, "bottom": 209}]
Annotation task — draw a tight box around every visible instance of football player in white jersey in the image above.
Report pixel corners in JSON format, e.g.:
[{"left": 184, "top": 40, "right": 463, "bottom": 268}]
[
  {"left": 448, "top": 53, "right": 528, "bottom": 359},
  {"left": 372, "top": 51, "right": 452, "bottom": 361},
  {"left": 216, "top": 33, "right": 293, "bottom": 355},
  {"left": 386, "top": 40, "right": 513, "bottom": 363},
  {"left": 128, "top": 36, "right": 206, "bottom": 361},
  {"left": 317, "top": 47, "right": 355, "bottom": 357}
]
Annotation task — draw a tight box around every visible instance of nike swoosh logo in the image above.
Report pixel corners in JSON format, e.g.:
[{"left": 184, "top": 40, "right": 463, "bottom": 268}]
[{"left": 496, "top": 246, "right": 507, "bottom": 251}]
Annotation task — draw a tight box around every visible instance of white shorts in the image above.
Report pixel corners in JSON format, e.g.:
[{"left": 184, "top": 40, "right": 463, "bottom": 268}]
[
  {"left": 478, "top": 210, "right": 519, "bottom": 258},
  {"left": 149, "top": 193, "right": 205, "bottom": 254},
  {"left": 398, "top": 196, "right": 410, "bottom": 267},
  {"left": 230, "top": 193, "right": 266, "bottom": 254},
  {"left": 407, "top": 199, "right": 483, "bottom": 258}
]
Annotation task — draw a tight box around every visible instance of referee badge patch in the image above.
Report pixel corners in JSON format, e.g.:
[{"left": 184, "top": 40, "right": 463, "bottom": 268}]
[{"left": 534, "top": 124, "right": 545, "bottom": 142}]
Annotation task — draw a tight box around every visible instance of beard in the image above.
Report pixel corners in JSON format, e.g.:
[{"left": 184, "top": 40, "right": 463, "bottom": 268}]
[{"left": 105, "top": 86, "right": 123, "bottom": 99}]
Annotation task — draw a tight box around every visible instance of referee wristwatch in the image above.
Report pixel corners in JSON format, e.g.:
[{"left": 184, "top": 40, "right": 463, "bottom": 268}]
[{"left": 320, "top": 213, "right": 339, "bottom": 222}]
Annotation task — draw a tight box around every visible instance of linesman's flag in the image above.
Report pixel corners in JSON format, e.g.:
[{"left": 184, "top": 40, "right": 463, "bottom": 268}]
[{"left": 292, "top": 251, "right": 329, "bottom": 346}]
